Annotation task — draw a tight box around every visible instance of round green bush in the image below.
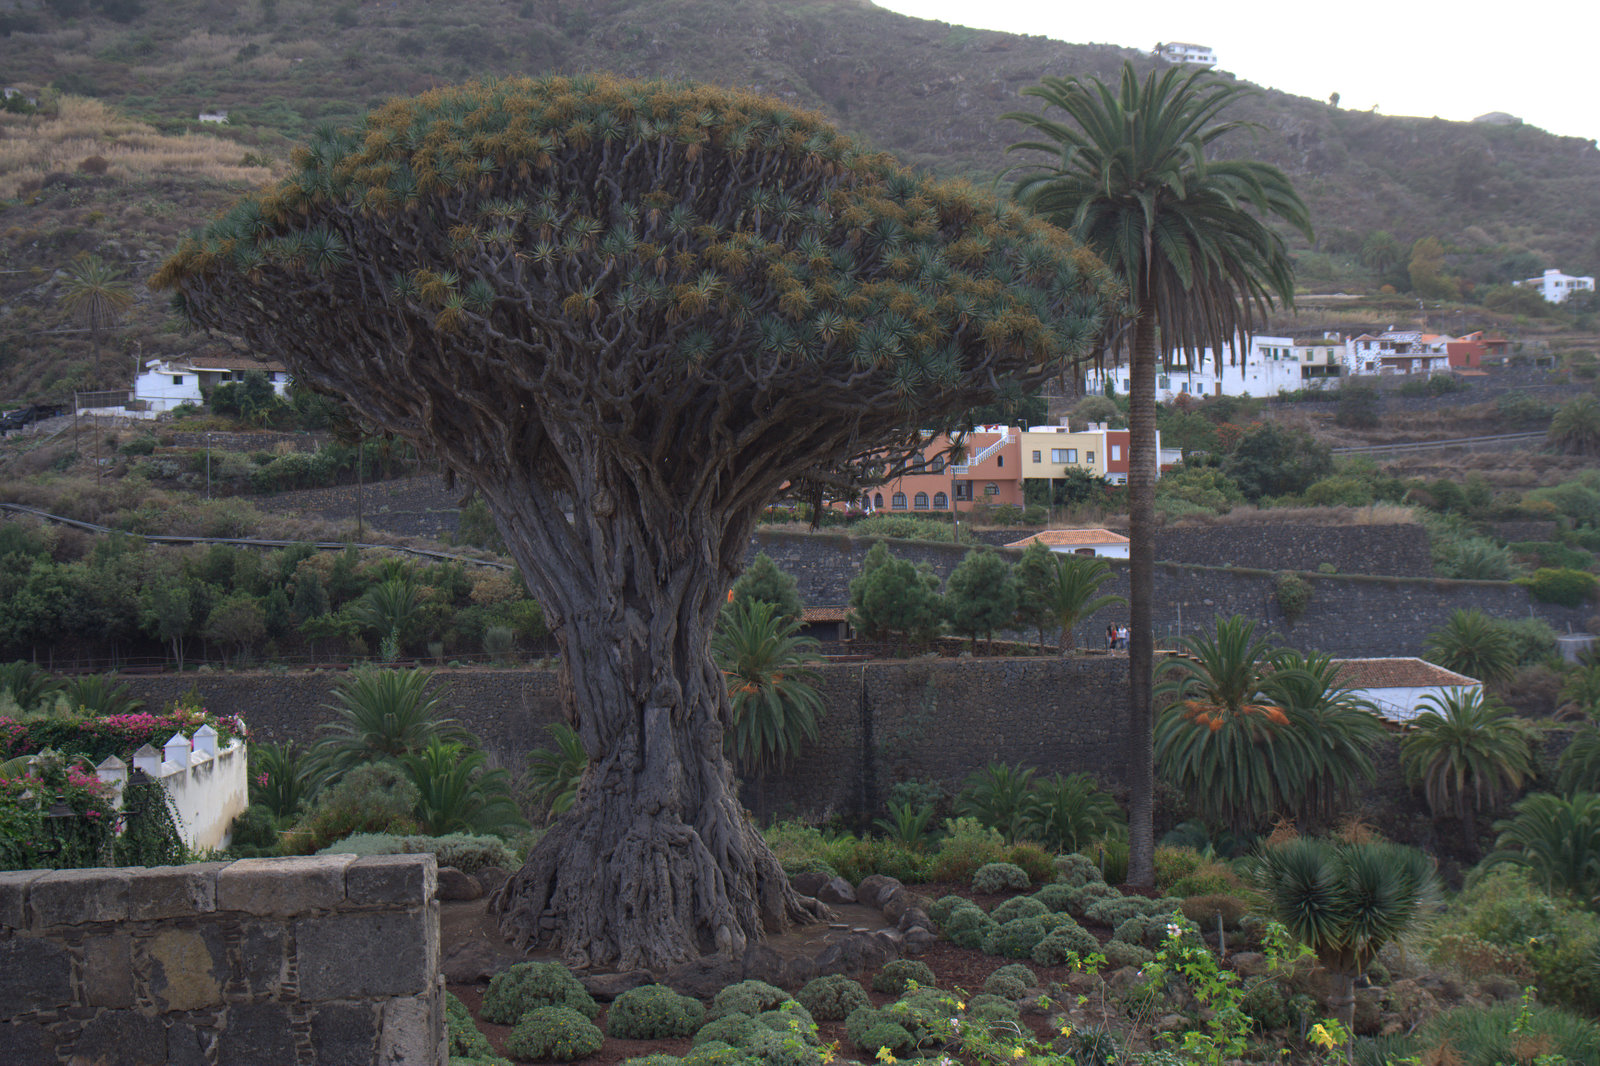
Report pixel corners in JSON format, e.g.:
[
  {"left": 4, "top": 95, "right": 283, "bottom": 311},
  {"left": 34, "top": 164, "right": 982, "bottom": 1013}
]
[
  {"left": 709, "top": 980, "right": 792, "bottom": 1021},
  {"left": 683, "top": 1041, "right": 753, "bottom": 1066},
  {"left": 505, "top": 1006, "right": 604, "bottom": 1062},
  {"left": 982, "top": 963, "right": 1037, "bottom": 998},
  {"left": 1112, "top": 913, "right": 1197, "bottom": 950},
  {"left": 1100, "top": 940, "right": 1153, "bottom": 970},
  {"left": 1084, "top": 895, "right": 1180, "bottom": 928},
  {"left": 982, "top": 916, "right": 1048, "bottom": 958},
  {"left": 744, "top": 1027, "right": 824, "bottom": 1066},
  {"left": 966, "top": 993, "right": 1021, "bottom": 1032},
  {"left": 755, "top": 1005, "right": 818, "bottom": 1045},
  {"left": 845, "top": 1007, "right": 902, "bottom": 1051},
  {"left": 871, "top": 959, "right": 936, "bottom": 995},
  {"left": 893, "top": 986, "right": 963, "bottom": 1042},
  {"left": 695, "top": 1013, "right": 758, "bottom": 1048},
  {"left": 972, "top": 861, "right": 1030, "bottom": 893},
  {"left": 1031, "top": 920, "right": 1100, "bottom": 966},
  {"left": 990, "top": 896, "right": 1049, "bottom": 924},
  {"left": 608, "top": 984, "right": 706, "bottom": 1039},
  {"left": 446, "top": 992, "right": 496, "bottom": 1060},
  {"left": 942, "top": 906, "right": 995, "bottom": 949},
  {"left": 1239, "top": 980, "right": 1289, "bottom": 1032},
  {"left": 481, "top": 961, "right": 599, "bottom": 1024},
  {"left": 1052, "top": 853, "right": 1105, "bottom": 888},
  {"left": 1063, "top": 882, "right": 1121, "bottom": 919},
  {"left": 1030, "top": 883, "right": 1077, "bottom": 912},
  {"left": 928, "top": 894, "right": 971, "bottom": 926},
  {"left": 625, "top": 1057, "right": 685, "bottom": 1066},
  {"left": 795, "top": 975, "right": 870, "bottom": 1022},
  {"left": 854, "top": 1021, "right": 916, "bottom": 1059}
]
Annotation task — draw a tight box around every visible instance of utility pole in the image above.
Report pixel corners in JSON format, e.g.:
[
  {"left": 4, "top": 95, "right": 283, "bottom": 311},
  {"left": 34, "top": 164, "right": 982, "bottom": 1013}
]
[{"left": 206, "top": 433, "right": 212, "bottom": 499}]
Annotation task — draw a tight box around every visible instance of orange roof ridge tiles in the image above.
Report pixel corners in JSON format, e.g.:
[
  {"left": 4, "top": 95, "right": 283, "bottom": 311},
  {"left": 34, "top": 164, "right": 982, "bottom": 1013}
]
[{"left": 1004, "top": 528, "right": 1129, "bottom": 549}]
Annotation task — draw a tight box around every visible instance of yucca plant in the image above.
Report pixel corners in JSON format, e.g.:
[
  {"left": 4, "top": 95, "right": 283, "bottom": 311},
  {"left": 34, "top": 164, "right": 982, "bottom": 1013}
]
[
  {"left": 1254, "top": 837, "right": 1436, "bottom": 1034},
  {"left": 400, "top": 739, "right": 526, "bottom": 836},
  {"left": 1399, "top": 689, "right": 1537, "bottom": 840},
  {"left": 315, "top": 667, "right": 466, "bottom": 777},
  {"left": 527, "top": 722, "right": 587, "bottom": 821},
  {"left": 956, "top": 762, "right": 1036, "bottom": 844},
  {"left": 1022, "top": 772, "right": 1126, "bottom": 853},
  {"left": 1486, "top": 791, "right": 1600, "bottom": 903}
]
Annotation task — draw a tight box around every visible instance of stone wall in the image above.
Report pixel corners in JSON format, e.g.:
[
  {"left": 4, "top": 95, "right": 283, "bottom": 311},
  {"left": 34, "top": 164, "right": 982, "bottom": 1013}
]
[{"left": 0, "top": 855, "right": 444, "bottom": 1066}]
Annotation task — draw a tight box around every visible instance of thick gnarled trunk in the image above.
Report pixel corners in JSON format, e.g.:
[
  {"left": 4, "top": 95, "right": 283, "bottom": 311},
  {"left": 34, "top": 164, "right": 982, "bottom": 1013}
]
[
  {"left": 1124, "top": 289, "right": 1159, "bottom": 888},
  {"left": 484, "top": 471, "right": 815, "bottom": 971}
]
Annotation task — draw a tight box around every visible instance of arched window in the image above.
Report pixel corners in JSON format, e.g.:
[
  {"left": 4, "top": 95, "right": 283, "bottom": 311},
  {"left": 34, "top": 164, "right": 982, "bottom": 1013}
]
[
  {"left": 891, "top": 492, "right": 907, "bottom": 510},
  {"left": 933, "top": 492, "right": 948, "bottom": 509},
  {"left": 913, "top": 492, "right": 929, "bottom": 510},
  {"left": 928, "top": 456, "right": 945, "bottom": 474},
  {"left": 873, "top": 493, "right": 884, "bottom": 509}
]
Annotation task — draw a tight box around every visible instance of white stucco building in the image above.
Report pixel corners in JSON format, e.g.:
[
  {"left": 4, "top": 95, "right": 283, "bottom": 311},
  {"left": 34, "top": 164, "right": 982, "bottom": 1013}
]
[
  {"left": 1005, "top": 528, "right": 1130, "bottom": 558},
  {"left": 1331, "top": 658, "right": 1482, "bottom": 723},
  {"left": 1515, "top": 268, "right": 1595, "bottom": 304},
  {"left": 1154, "top": 42, "right": 1216, "bottom": 66},
  {"left": 1083, "top": 335, "right": 1341, "bottom": 400},
  {"left": 133, "top": 354, "right": 289, "bottom": 413}
]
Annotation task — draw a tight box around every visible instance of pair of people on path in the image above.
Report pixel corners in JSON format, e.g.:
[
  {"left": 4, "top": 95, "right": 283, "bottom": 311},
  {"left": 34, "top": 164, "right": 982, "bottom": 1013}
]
[{"left": 1105, "top": 624, "right": 1128, "bottom": 651}]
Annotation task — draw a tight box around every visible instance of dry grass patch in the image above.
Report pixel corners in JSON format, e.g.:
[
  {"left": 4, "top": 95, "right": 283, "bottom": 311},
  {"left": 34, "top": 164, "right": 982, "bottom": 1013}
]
[
  {"left": 1167, "top": 503, "right": 1419, "bottom": 528},
  {"left": 0, "top": 96, "right": 278, "bottom": 199}
]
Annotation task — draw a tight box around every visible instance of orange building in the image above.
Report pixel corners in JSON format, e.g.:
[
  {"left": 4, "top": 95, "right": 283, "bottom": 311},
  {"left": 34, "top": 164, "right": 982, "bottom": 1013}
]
[{"left": 858, "top": 426, "right": 1025, "bottom": 514}]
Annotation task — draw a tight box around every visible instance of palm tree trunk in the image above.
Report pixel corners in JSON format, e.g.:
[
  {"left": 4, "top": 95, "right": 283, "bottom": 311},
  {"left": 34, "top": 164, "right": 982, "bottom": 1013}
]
[{"left": 1125, "top": 288, "right": 1159, "bottom": 889}]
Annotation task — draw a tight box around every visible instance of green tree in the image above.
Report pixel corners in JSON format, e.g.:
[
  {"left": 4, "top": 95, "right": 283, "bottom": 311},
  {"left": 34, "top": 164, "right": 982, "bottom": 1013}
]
[
  {"left": 1487, "top": 792, "right": 1600, "bottom": 902},
  {"left": 1408, "top": 236, "right": 1457, "bottom": 299},
  {"left": 400, "top": 739, "right": 526, "bottom": 836},
  {"left": 315, "top": 667, "right": 467, "bottom": 777},
  {"left": 1400, "top": 690, "right": 1537, "bottom": 839},
  {"left": 1359, "top": 230, "right": 1402, "bottom": 283},
  {"left": 1223, "top": 422, "right": 1334, "bottom": 500},
  {"left": 1549, "top": 396, "right": 1600, "bottom": 457},
  {"left": 1035, "top": 550, "right": 1124, "bottom": 655},
  {"left": 291, "top": 568, "right": 330, "bottom": 622},
  {"left": 58, "top": 253, "right": 134, "bottom": 333},
  {"left": 943, "top": 548, "right": 1017, "bottom": 651},
  {"left": 1005, "top": 62, "right": 1310, "bottom": 886},
  {"left": 848, "top": 543, "right": 943, "bottom": 648},
  {"left": 155, "top": 76, "right": 1117, "bottom": 968},
  {"left": 201, "top": 591, "right": 266, "bottom": 663},
  {"left": 1254, "top": 838, "right": 1436, "bottom": 1033},
  {"left": 352, "top": 576, "right": 425, "bottom": 659},
  {"left": 1012, "top": 540, "right": 1058, "bottom": 649},
  {"left": 729, "top": 552, "right": 803, "bottom": 623},
  {"left": 1424, "top": 609, "right": 1518, "bottom": 685},
  {"left": 712, "top": 598, "right": 824, "bottom": 815},
  {"left": 527, "top": 722, "right": 587, "bottom": 822}
]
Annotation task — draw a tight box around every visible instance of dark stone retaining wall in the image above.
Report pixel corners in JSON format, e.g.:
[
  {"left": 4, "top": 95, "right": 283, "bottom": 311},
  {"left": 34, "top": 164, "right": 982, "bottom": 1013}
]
[
  {"left": 749, "top": 529, "right": 1589, "bottom": 651},
  {"left": 0, "top": 855, "right": 444, "bottom": 1066}
]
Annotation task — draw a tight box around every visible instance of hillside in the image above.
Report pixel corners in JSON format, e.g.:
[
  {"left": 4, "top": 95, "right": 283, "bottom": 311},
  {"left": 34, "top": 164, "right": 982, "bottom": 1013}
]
[{"left": 2, "top": 0, "right": 1599, "bottom": 402}]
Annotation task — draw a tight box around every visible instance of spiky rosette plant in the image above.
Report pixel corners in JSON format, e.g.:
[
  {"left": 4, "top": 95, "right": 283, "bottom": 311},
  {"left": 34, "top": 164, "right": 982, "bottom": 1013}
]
[{"left": 154, "top": 75, "right": 1118, "bottom": 970}]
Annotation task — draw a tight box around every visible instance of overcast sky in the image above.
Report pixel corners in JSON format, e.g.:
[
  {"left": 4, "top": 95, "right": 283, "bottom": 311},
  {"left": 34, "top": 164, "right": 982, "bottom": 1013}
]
[{"left": 873, "top": 0, "right": 1599, "bottom": 144}]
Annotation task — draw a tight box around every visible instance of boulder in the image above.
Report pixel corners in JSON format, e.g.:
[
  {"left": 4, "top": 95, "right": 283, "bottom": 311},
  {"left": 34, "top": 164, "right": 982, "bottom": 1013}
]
[
  {"left": 901, "top": 927, "right": 937, "bottom": 956},
  {"left": 815, "top": 878, "right": 857, "bottom": 905},
  {"left": 1228, "top": 952, "right": 1269, "bottom": 979},
  {"left": 896, "top": 907, "right": 931, "bottom": 933},
  {"left": 741, "top": 944, "right": 789, "bottom": 989},
  {"left": 440, "top": 943, "right": 507, "bottom": 984},
  {"left": 663, "top": 956, "right": 743, "bottom": 999},
  {"left": 1353, "top": 988, "right": 1382, "bottom": 1036},
  {"left": 814, "top": 932, "right": 890, "bottom": 976},
  {"left": 436, "top": 867, "right": 483, "bottom": 902},
  {"left": 856, "top": 875, "right": 903, "bottom": 909},
  {"left": 789, "top": 872, "right": 831, "bottom": 897}
]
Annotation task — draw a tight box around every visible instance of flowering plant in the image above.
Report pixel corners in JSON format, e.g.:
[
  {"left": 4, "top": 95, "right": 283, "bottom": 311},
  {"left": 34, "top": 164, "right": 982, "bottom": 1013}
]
[
  {"left": 0, "top": 748, "right": 118, "bottom": 871},
  {"left": 2, "top": 695, "right": 247, "bottom": 765}
]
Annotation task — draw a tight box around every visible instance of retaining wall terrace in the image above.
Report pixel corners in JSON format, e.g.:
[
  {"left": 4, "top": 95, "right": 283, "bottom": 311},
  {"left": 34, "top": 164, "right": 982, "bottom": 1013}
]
[{"left": 0, "top": 854, "right": 444, "bottom": 1066}]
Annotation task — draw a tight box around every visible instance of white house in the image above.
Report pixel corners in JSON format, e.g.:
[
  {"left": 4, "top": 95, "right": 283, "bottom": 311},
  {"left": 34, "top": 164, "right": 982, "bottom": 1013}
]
[
  {"left": 134, "top": 353, "right": 290, "bottom": 413},
  {"left": 1342, "top": 330, "right": 1454, "bottom": 376},
  {"left": 1515, "top": 268, "right": 1595, "bottom": 304},
  {"left": 1331, "top": 658, "right": 1482, "bottom": 723},
  {"left": 1083, "top": 335, "right": 1339, "bottom": 400},
  {"left": 1154, "top": 42, "right": 1216, "bottom": 66},
  {"left": 1005, "top": 528, "right": 1130, "bottom": 559}
]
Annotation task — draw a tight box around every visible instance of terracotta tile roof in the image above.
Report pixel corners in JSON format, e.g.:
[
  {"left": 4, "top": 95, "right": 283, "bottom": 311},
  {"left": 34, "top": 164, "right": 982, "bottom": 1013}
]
[
  {"left": 803, "top": 605, "right": 850, "bottom": 623},
  {"left": 177, "top": 353, "right": 289, "bottom": 372},
  {"left": 1005, "top": 529, "right": 1129, "bottom": 549},
  {"left": 1331, "top": 658, "right": 1481, "bottom": 688}
]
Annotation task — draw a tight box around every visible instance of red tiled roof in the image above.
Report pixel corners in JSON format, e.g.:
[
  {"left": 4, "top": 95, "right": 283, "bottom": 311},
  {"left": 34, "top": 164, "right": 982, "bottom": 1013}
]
[
  {"left": 1005, "top": 529, "right": 1128, "bottom": 549},
  {"left": 1331, "top": 658, "right": 1480, "bottom": 688},
  {"left": 803, "top": 606, "right": 850, "bottom": 623}
]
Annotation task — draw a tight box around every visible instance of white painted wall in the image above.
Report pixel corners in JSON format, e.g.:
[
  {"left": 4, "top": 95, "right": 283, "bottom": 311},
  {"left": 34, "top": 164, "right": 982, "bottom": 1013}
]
[
  {"left": 1516, "top": 268, "right": 1595, "bottom": 304},
  {"left": 119, "top": 727, "right": 249, "bottom": 851},
  {"left": 1355, "top": 684, "right": 1480, "bottom": 722}
]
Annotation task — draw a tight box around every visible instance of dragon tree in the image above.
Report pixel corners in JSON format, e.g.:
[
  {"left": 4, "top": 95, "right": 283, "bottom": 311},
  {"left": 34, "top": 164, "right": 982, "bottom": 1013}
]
[{"left": 155, "top": 75, "right": 1118, "bottom": 970}]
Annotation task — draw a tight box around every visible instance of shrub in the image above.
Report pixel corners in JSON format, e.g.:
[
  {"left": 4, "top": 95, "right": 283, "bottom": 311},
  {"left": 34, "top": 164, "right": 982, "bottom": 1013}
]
[
  {"left": 1419, "top": 1002, "right": 1600, "bottom": 1066},
  {"left": 682, "top": 1042, "right": 750, "bottom": 1066},
  {"left": 991, "top": 896, "right": 1049, "bottom": 924},
  {"left": 754, "top": 1006, "right": 818, "bottom": 1045},
  {"left": 1152, "top": 846, "right": 1207, "bottom": 889},
  {"left": 1031, "top": 883, "right": 1077, "bottom": 912},
  {"left": 795, "top": 975, "right": 869, "bottom": 1022},
  {"left": 1062, "top": 882, "right": 1122, "bottom": 919},
  {"left": 892, "top": 986, "right": 964, "bottom": 1042},
  {"left": 745, "top": 1027, "right": 823, "bottom": 1066},
  {"left": 1005, "top": 842, "right": 1056, "bottom": 883},
  {"left": 229, "top": 804, "right": 280, "bottom": 852},
  {"left": 709, "top": 981, "right": 792, "bottom": 1021},
  {"left": 1273, "top": 572, "right": 1312, "bottom": 622},
  {"left": 982, "top": 916, "right": 1047, "bottom": 958},
  {"left": 942, "top": 903, "right": 995, "bottom": 948},
  {"left": 694, "top": 1014, "right": 758, "bottom": 1048},
  {"left": 819, "top": 835, "right": 932, "bottom": 883},
  {"left": 289, "top": 762, "right": 419, "bottom": 851},
  {"left": 870, "top": 959, "right": 935, "bottom": 995},
  {"left": 928, "top": 894, "right": 971, "bottom": 925},
  {"left": 1052, "top": 852, "right": 1105, "bottom": 887},
  {"left": 851, "top": 1021, "right": 915, "bottom": 1059},
  {"left": 1031, "top": 919, "right": 1100, "bottom": 965},
  {"left": 1238, "top": 980, "right": 1290, "bottom": 1031},
  {"left": 928, "top": 817, "right": 1009, "bottom": 881},
  {"left": 966, "top": 993, "right": 1021, "bottom": 1033},
  {"left": 481, "top": 961, "right": 599, "bottom": 1024},
  {"left": 1084, "top": 895, "right": 1177, "bottom": 928},
  {"left": 624, "top": 1057, "right": 684, "bottom": 1066},
  {"left": 608, "top": 985, "right": 706, "bottom": 1039},
  {"left": 446, "top": 991, "right": 497, "bottom": 1061},
  {"left": 318, "top": 832, "right": 517, "bottom": 874},
  {"left": 1519, "top": 567, "right": 1599, "bottom": 607},
  {"left": 983, "top": 963, "right": 1037, "bottom": 997},
  {"left": 1180, "top": 893, "right": 1251, "bottom": 931},
  {"left": 505, "top": 1006, "right": 604, "bottom": 1062},
  {"left": 1101, "top": 940, "right": 1153, "bottom": 970},
  {"left": 1113, "top": 912, "right": 1196, "bottom": 950},
  {"left": 972, "top": 861, "right": 1030, "bottom": 893},
  {"left": 844, "top": 1007, "right": 909, "bottom": 1053}
]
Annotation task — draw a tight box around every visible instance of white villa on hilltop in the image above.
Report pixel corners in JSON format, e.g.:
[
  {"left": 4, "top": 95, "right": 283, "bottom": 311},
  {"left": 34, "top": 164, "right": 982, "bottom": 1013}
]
[
  {"left": 133, "top": 353, "right": 290, "bottom": 413},
  {"left": 1515, "top": 268, "right": 1595, "bottom": 304}
]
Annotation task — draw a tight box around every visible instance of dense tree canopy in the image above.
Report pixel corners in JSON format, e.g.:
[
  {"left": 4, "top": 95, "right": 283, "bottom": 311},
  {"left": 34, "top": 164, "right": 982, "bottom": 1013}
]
[{"left": 156, "top": 75, "right": 1119, "bottom": 970}]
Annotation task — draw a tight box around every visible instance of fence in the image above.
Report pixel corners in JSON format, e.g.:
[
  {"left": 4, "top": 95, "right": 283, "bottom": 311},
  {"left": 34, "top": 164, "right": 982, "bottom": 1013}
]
[{"left": 81, "top": 726, "right": 249, "bottom": 852}]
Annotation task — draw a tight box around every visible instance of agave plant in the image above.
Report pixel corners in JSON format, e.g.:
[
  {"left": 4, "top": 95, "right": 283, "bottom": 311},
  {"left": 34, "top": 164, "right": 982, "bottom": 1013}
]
[
  {"left": 400, "top": 739, "right": 526, "bottom": 836},
  {"left": 1254, "top": 837, "right": 1436, "bottom": 1033},
  {"left": 1486, "top": 791, "right": 1600, "bottom": 903},
  {"left": 1399, "top": 689, "right": 1537, "bottom": 839},
  {"left": 956, "top": 762, "right": 1036, "bottom": 843},
  {"left": 1022, "top": 772, "right": 1126, "bottom": 852},
  {"left": 314, "top": 667, "right": 466, "bottom": 776},
  {"left": 526, "top": 722, "right": 587, "bottom": 820}
]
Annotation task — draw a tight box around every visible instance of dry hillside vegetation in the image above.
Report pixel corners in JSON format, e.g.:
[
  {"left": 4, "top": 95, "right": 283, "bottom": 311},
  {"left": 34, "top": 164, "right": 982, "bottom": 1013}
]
[{"left": 0, "top": 96, "right": 276, "bottom": 200}]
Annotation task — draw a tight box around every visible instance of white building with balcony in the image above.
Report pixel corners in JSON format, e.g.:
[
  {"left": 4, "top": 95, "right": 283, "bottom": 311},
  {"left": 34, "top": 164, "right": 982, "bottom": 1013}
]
[
  {"left": 1154, "top": 41, "right": 1216, "bottom": 66},
  {"left": 1515, "top": 268, "right": 1595, "bottom": 304}
]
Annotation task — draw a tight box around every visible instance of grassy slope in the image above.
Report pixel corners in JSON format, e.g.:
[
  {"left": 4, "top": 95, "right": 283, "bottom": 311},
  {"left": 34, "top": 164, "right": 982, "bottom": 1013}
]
[{"left": 1, "top": 0, "right": 1598, "bottom": 403}]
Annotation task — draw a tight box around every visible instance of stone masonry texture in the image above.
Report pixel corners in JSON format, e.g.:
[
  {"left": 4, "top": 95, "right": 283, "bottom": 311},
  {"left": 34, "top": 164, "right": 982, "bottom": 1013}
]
[{"left": 0, "top": 855, "right": 444, "bottom": 1066}]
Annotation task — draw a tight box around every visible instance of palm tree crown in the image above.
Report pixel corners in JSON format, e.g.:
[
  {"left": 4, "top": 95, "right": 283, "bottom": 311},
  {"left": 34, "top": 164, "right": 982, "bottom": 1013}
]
[
  {"left": 1400, "top": 689, "right": 1537, "bottom": 832},
  {"left": 1005, "top": 61, "right": 1310, "bottom": 887}
]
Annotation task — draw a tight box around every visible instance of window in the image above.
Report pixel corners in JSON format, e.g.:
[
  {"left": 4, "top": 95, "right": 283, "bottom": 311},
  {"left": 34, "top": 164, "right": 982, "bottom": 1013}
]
[
  {"left": 984, "top": 483, "right": 999, "bottom": 496},
  {"left": 928, "top": 456, "right": 944, "bottom": 474},
  {"left": 996, "top": 455, "right": 1004, "bottom": 467},
  {"left": 171, "top": 375, "right": 184, "bottom": 385},
  {"left": 1086, "top": 451, "right": 1095, "bottom": 464},
  {"left": 874, "top": 493, "right": 883, "bottom": 509},
  {"left": 913, "top": 492, "right": 929, "bottom": 510},
  {"left": 932, "top": 492, "right": 948, "bottom": 509},
  {"left": 954, "top": 481, "right": 972, "bottom": 501},
  {"left": 1051, "top": 448, "right": 1078, "bottom": 464},
  {"left": 891, "top": 492, "right": 907, "bottom": 510},
  {"left": 1180, "top": 382, "right": 1189, "bottom": 393},
  {"left": 1158, "top": 376, "right": 1169, "bottom": 390},
  {"left": 911, "top": 455, "right": 925, "bottom": 472},
  {"left": 1031, "top": 450, "right": 1041, "bottom": 463},
  {"left": 1110, "top": 445, "right": 1122, "bottom": 461}
]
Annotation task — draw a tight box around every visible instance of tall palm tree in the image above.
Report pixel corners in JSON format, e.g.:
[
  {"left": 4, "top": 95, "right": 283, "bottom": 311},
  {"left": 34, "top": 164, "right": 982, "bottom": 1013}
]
[
  {"left": 1549, "top": 396, "right": 1600, "bottom": 457},
  {"left": 1040, "top": 551, "right": 1125, "bottom": 656},
  {"left": 1400, "top": 689, "right": 1537, "bottom": 840},
  {"left": 59, "top": 254, "right": 135, "bottom": 333},
  {"left": 1423, "top": 609, "right": 1517, "bottom": 685},
  {"left": 711, "top": 598, "right": 825, "bottom": 817},
  {"left": 1006, "top": 62, "right": 1311, "bottom": 886},
  {"left": 1267, "top": 649, "right": 1385, "bottom": 824}
]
